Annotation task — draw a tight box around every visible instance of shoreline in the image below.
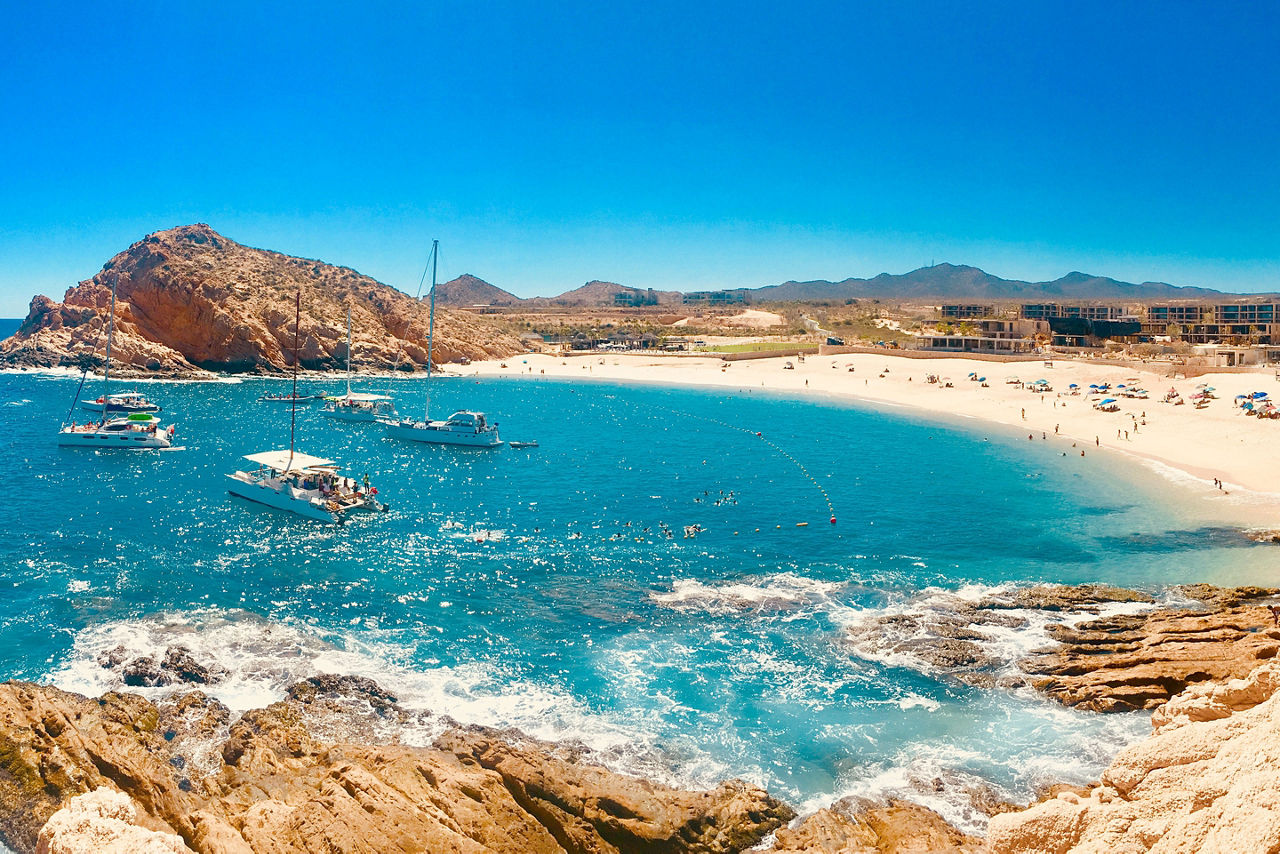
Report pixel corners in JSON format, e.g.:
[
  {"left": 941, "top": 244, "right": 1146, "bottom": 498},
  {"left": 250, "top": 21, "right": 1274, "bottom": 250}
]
[{"left": 466, "top": 351, "right": 1280, "bottom": 523}]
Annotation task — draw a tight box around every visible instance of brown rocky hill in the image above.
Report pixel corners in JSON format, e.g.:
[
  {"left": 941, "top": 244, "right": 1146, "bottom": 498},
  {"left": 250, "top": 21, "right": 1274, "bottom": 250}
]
[
  {"left": 531, "top": 280, "right": 683, "bottom": 307},
  {"left": 0, "top": 224, "right": 525, "bottom": 374},
  {"left": 436, "top": 273, "right": 521, "bottom": 306}
]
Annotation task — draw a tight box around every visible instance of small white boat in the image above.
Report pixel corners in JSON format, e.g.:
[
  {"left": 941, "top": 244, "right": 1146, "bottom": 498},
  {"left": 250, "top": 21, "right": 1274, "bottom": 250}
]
[
  {"left": 80, "top": 391, "right": 161, "bottom": 413},
  {"left": 322, "top": 309, "right": 397, "bottom": 422},
  {"left": 508, "top": 440, "right": 538, "bottom": 449},
  {"left": 58, "top": 413, "right": 174, "bottom": 449},
  {"left": 386, "top": 410, "right": 503, "bottom": 447},
  {"left": 227, "top": 450, "right": 387, "bottom": 522},
  {"left": 322, "top": 392, "right": 397, "bottom": 422},
  {"left": 259, "top": 392, "right": 325, "bottom": 403}
]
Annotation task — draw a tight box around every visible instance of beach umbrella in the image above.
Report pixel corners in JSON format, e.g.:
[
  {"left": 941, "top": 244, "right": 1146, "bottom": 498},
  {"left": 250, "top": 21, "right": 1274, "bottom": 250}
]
[
  {"left": 1254, "top": 392, "right": 1269, "bottom": 399},
  {"left": 978, "top": 377, "right": 986, "bottom": 383},
  {"left": 1101, "top": 398, "right": 1117, "bottom": 404},
  {"left": 1068, "top": 383, "right": 1079, "bottom": 388}
]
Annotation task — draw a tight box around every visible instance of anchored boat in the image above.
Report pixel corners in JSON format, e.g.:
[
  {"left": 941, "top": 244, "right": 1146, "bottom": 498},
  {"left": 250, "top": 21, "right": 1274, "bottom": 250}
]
[
  {"left": 322, "top": 307, "right": 398, "bottom": 423},
  {"left": 227, "top": 450, "right": 386, "bottom": 522},
  {"left": 230, "top": 290, "right": 386, "bottom": 522},
  {"left": 385, "top": 239, "right": 503, "bottom": 448},
  {"left": 57, "top": 276, "right": 174, "bottom": 449}
]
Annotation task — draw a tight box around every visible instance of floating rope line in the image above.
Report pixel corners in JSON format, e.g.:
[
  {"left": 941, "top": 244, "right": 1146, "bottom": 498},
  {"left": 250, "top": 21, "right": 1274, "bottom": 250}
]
[{"left": 609, "top": 394, "right": 838, "bottom": 524}]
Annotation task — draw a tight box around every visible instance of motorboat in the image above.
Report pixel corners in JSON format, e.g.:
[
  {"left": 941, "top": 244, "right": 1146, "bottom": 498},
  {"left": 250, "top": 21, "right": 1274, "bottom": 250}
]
[
  {"left": 58, "top": 413, "right": 174, "bottom": 449},
  {"left": 227, "top": 450, "right": 387, "bottom": 522},
  {"left": 80, "top": 391, "right": 161, "bottom": 413},
  {"left": 386, "top": 410, "right": 502, "bottom": 447}
]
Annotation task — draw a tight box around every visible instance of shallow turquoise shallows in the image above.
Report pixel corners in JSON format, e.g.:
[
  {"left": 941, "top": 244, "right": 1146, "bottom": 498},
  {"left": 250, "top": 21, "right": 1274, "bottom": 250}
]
[{"left": 2, "top": 370, "right": 1275, "bottom": 830}]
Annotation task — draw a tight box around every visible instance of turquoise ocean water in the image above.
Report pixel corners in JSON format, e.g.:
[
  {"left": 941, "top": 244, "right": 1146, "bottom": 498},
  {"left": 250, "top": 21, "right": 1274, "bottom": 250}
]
[{"left": 2, "top": 368, "right": 1276, "bottom": 831}]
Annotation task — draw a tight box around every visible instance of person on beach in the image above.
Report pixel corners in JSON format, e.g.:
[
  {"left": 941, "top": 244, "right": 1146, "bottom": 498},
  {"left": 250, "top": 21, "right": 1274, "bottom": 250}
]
[{"left": 1021, "top": 408, "right": 1025, "bottom": 420}]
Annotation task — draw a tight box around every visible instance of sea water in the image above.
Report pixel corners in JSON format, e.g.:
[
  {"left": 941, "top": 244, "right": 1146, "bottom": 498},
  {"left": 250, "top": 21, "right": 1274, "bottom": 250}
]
[{"left": 1, "top": 369, "right": 1277, "bottom": 832}]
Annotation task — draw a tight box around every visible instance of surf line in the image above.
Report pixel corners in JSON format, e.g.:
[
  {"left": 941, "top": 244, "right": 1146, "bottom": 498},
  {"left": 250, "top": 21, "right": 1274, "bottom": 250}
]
[{"left": 609, "top": 393, "right": 838, "bottom": 525}]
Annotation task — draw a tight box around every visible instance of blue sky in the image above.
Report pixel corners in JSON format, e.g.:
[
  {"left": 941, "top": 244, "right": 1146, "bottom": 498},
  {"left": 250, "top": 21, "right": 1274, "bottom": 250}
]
[{"left": 1, "top": 1, "right": 1277, "bottom": 314}]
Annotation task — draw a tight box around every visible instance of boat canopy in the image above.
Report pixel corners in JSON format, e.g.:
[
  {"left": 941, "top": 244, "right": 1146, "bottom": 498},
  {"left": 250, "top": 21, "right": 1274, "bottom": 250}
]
[{"left": 243, "top": 450, "right": 335, "bottom": 472}]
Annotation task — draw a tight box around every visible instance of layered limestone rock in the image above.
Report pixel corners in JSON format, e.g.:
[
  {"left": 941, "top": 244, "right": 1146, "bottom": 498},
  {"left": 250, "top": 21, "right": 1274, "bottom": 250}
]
[
  {"left": 1018, "top": 584, "right": 1280, "bottom": 712},
  {"left": 987, "top": 660, "right": 1280, "bottom": 853},
  {"left": 0, "top": 224, "right": 524, "bottom": 374},
  {"left": 0, "top": 677, "right": 792, "bottom": 853},
  {"left": 37, "top": 789, "right": 191, "bottom": 854}
]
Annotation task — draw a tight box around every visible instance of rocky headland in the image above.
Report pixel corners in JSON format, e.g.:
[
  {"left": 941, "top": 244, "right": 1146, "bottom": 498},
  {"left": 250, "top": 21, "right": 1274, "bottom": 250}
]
[{"left": 0, "top": 225, "right": 525, "bottom": 375}]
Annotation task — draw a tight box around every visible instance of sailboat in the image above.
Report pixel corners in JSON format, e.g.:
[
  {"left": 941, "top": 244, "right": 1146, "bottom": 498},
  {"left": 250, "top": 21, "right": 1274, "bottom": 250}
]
[
  {"left": 227, "top": 291, "right": 388, "bottom": 522},
  {"left": 57, "top": 277, "right": 174, "bottom": 449},
  {"left": 385, "top": 240, "right": 502, "bottom": 447},
  {"left": 321, "top": 306, "right": 396, "bottom": 422}
]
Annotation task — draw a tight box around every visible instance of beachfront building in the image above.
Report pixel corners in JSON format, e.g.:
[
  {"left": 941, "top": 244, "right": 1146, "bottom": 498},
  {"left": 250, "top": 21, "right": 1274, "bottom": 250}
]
[
  {"left": 939, "top": 304, "right": 994, "bottom": 319},
  {"left": 1142, "top": 301, "right": 1280, "bottom": 345},
  {"left": 1020, "top": 304, "right": 1130, "bottom": 321},
  {"left": 916, "top": 319, "right": 1047, "bottom": 354}
]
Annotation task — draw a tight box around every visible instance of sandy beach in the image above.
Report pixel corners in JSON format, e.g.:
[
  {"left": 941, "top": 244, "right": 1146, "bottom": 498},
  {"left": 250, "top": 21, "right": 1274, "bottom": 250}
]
[{"left": 470, "top": 350, "right": 1280, "bottom": 520}]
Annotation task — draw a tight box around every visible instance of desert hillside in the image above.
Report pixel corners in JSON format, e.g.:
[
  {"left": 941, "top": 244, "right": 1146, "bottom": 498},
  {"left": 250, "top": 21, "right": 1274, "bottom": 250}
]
[{"left": 0, "top": 224, "right": 525, "bottom": 374}]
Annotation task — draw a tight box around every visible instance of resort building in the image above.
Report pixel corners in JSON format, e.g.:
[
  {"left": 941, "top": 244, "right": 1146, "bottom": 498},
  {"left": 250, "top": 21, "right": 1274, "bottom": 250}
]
[
  {"left": 1019, "top": 304, "right": 1130, "bottom": 321},
  {"left": 916, "top": 319, "right": 1047, "bottom": 353},
  {"left": 939, "top": 304, "right": 994, "bottom": 319},
  {"left": 1141, "top": 301, "right": 1280, "bottom": 344}
]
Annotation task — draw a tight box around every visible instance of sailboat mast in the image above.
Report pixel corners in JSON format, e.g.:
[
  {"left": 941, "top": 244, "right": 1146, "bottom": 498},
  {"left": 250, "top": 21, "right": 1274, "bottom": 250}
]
[
  {"left": 345, "top": 306, "right": 352, "bottom": 397},
  {"left": 101, "top": 277, "right": 117, "bottom": 419},
  {"left": 288, "top": 289, "right": 301, "bottom": 468},
  {"left": 424, "top": 239, "right": 438, "bottom": 422}
]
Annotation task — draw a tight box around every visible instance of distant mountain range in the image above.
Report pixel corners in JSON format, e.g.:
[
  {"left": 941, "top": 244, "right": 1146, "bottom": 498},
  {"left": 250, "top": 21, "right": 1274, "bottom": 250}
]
[{"left": 436, "top": 263, "right": 1262, "bottom": 307}]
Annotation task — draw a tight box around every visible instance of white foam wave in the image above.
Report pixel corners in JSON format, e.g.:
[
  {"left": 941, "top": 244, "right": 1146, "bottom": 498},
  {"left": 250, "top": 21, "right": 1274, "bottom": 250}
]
[
  {"left": 833, "top": 582, "right": 1156, "bottom": 677},
  {"left": 651, "top": 573, "right": 843, "bottom": 616},
  {"left": 44, "top": 609, "right": 689, "bottom": 782}
]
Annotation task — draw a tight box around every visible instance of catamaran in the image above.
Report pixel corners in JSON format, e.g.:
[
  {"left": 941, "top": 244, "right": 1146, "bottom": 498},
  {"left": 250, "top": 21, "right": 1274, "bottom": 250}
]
[
  {"left": 228, "top": 290, "right": 387, "bottom": 522},
  {"left": 226, "top": 450, "right": 386, "bottom": 522},
  {"left": 385, "top": 240, "right": 503, "bottom": 448},
  {"left": 322, "top": 307, "right": 397, "bottom": 422},
  {"left": 57, "top": 277, "right": 174, "bottom": 449}
]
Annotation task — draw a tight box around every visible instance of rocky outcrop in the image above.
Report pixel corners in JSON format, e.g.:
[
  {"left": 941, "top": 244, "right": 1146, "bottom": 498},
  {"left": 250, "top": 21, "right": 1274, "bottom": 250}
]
[
  {"left": 1018, "top": 584, "right": 1280, "bottom": 712},
  {"left": 987, "top": 660, "right": 1280, "bottom": 852},
  {"left": 769, "top": 800, "right": 983, "bottom": 853},
  {"left": 37, "top": 789, "right": 191, "bottom": 854},
  {"left": 0, "top": 677, "right": 791, "bottom": 853},
  {"left": 0, "top": 224, "right": 525, "bottom": 375}
]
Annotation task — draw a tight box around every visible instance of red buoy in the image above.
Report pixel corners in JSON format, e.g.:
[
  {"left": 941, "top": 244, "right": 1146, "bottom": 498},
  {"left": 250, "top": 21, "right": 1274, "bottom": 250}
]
[
  {"left": 830, "top": 517, "right": 837, "bottom": 524},
  {"left": 756, "top": 431, "right": 762, "bottom": 436}
]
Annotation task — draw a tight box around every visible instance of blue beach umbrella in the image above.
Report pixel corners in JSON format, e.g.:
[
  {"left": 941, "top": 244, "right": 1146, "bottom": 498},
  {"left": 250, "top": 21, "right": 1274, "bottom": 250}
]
[{"left": 1100, "top": 398, "right": 1117, "bottom": 404}]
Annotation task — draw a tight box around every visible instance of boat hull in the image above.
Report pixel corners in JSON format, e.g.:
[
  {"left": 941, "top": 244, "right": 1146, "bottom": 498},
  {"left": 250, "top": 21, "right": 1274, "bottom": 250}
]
[
  {"left": 226, "top": 474, "right": 338, "bottom": 522},
  {"left": 57, "top": 428, "right": 171, "bottom": 449},
  {"left": 385, "top": 421, "right": 503, "bottom": 447}
]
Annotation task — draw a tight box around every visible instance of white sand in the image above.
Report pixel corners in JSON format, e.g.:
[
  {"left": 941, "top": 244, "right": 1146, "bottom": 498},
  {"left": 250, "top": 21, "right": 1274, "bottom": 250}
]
[{"left": 472, "top": 351, "right": 1280, "bottom": 521}]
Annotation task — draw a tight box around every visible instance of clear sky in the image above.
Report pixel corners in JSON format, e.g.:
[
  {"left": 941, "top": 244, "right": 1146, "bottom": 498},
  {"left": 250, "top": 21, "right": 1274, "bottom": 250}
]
[{"left": 1, "top": 1, "right": 1277, "bottom": 314}]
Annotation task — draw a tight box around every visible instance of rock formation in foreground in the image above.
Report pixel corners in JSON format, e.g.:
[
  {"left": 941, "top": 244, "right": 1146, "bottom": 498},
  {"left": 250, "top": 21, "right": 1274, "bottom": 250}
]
[
  {"left": 0, "top": 676, "right": 791, "bottom": 853},
  {"left": 1018, "top": 584, "right": 1280, "bottom": 712},
  {"left": 0, "top": 224, "right": 525, "bottom": 374},
  {"left": 37, "top": 789, "right": 190, "bottom": 853},
  {"left": 988, "top": 659, "right": 1280, "bottom": 853}
]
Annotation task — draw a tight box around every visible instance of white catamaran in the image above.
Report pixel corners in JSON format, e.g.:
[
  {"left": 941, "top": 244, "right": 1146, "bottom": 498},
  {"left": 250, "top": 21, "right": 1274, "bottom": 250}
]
[
  {"left": 322, "top": 307, "right": 397, "bottom": 422},
  {"left": 385, "top": 240, "right": 503, "bottom": 448},
  {"left": 228, "top": 291, "right": 387, "bottom": 522},
  {"left": 57, "top": 277, "right": 174, "bottom": 449}
]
